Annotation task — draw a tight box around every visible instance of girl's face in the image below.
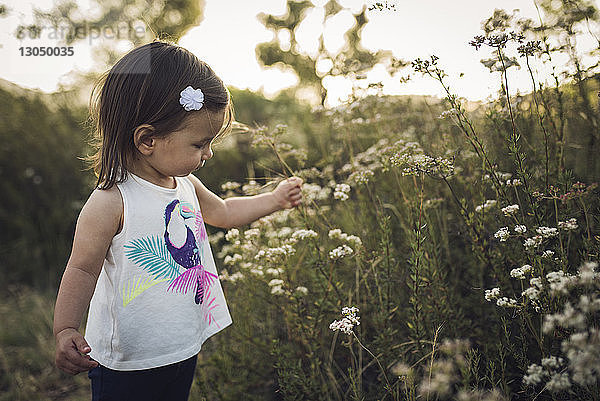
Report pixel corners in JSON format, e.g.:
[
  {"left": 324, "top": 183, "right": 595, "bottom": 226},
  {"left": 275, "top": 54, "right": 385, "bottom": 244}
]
[{"left": 150, "top": 109, "right": 225, "bottom": 178}]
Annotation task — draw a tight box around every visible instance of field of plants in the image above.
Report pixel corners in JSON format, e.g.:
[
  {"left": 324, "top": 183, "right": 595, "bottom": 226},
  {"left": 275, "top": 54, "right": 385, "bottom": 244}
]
[{"left": 1, "top": 3, "right": 599, "bottom": 401}]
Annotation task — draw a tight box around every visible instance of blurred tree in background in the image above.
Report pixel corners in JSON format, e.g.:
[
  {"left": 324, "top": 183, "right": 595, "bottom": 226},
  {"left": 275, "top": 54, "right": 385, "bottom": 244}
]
[{"left": 256, "top": 0, "right": 406, "bottom": 106}]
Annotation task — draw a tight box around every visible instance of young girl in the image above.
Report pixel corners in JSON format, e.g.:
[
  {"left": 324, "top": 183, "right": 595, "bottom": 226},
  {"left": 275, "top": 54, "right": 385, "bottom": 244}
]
[{"left": 53, "top": 39, "right": 303, "bottom": 400}]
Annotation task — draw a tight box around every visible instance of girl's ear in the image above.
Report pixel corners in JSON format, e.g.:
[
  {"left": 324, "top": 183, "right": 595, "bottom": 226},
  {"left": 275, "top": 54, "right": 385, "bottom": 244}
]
[{"left": 133, "top": 124, "right": 156, "bottom": 155}]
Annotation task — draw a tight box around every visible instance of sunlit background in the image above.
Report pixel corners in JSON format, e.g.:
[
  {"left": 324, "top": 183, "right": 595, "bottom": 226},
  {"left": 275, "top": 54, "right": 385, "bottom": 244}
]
[{"left": 3, "top": 0, "right": 599, "bottom": 106}]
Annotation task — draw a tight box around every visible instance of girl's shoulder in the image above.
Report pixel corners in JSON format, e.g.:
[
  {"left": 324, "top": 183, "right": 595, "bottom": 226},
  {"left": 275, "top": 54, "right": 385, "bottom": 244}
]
[{"left": 79, "top": 186, "right": 124, "bottom": 237}]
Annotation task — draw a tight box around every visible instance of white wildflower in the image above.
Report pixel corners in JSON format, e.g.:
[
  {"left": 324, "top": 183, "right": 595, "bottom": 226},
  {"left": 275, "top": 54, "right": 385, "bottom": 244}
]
[
  {"left": 328, "top": 228, "right": 343, "bottom": 239},
  {"left": 329, "top": 245, "right": 354, "bottom": 260},
  {"left": 496, "top": 297, "right": 518, "bottom": 307},
  {"left": 541, "top": 356, "right": 564, "bottom": 370},
  {"left": 577, "top": 261, "right": 598, "bottom": 285},
  {"left": 484, "top": 287, "right": 500, "bottom": 301},
  {"left": 330, "top": 306, "right": 360, "bottom": 335},
  {"left": 558, "top": 218, "right": 578, "bottom": 231},
  {"left": 223, "top": 253, "right": 242, "bottom": 265},
  {"left": 271, "top": 285, "right": 286, "bottom": 295},
  {"left": 250, "top": 267, "right": 264, "bottom": 276},
  {"left": 523, "top": 364, "right": 545, "bottom": 385},
  {"left": 328, "top": 229, "right": 362, "bottom": 248},
  {"left": 511, "top": 264, "right": 532, "bottom": 279},
  {"left": 227, "top": 271, "right": 244, "bottom": 283},
  {"left": 494, "top": 227, "right": 510, "bottom": 242},
  {"left": 329, "top": 319, "right": 355, "bottom": 335},
  {"left": 546, "top": 372, "right": 571, "bottom": 392},
  {"left": 244, "top": 228, "right": 260, "bottom": 239},
  {"left": 522, "top": 286, "right": 540, "bottom": 301},
  {"left": 295, "top": 286, "right": 308, "bottom": 295},
  {"left": 241, "top": 180, "right": 260, "bottom": 194},
  {"left": 302, "top": 183, "right": 331, "bottom": 202},
  {"left": 536, "top": 226, "right": 559, "bottom": 238},
  {"left": 290, "top": 229, "right": 318, "bottom": 242},
  {"left": 542, "top": 250, "right": 555, "bottom": 258},
  {"left": 334, "top": 191, "right": 349, "bottom": 201},
  {"left": 514, "top": 225, "right": 527, "bottom": 234},
  {"left": 221, "top": 181, "right": 241, "bottom": 191},
  {"left": 438, "top": 108, "right": 458, "bottom": 119},
  {"left": 225, "top": 228, "right": 240, "bottom": 242},
  {"left": 475, "top": 199, "right": 497, "bottom": 213},
  {"left": 524, "top": 235, "right": 543, "bottom": 251},
  {"left": 265, "top": 267, "right": 283, "bottom": 275},
  {"left": 268, "top": 279, "right": 284, "bottom": 287},
  {"left": 546, "top": 271, "right": 573, "bottom": 295},
  {"left": 333, "top": 183, "right": 351, "bottom": 201},
  {"left": 348, "top": 169, "right": 375, "bottom": 184},
  {"left": 345, "top": 235, "right": 362, "bottom": 248},
  {"left": 501, "top": 204, "right": 519, "bottom": 216},
  {"left": 257, "top": 245, "right": 296, "bottom": 259},
  {"left": 278, "top": 227, "right": 293, "bottom": 238}
]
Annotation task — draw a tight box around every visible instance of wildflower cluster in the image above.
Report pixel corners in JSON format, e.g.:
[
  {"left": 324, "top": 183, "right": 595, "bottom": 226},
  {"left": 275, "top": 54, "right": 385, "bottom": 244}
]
[
  {"left": 485, "top": 286, "right": 517, "bottom": 308},
  {"left": 484, "top": 287, "right": 501, "bottom": 301},
  {"left": 255, "top": 244, "right": 296, "bottom": 260},
  {"left": 301, "top": 182, "right": 331, "bottom": 202},
  {"left": 469, "top": 31, "right": 524, "bottom": 50},
  {"left": 329, "top": 306, "right": 360, "bottom": 335},
  {"left": 494, "top": 227, "right": 510, "bottom": 242},
  {"left": 391, "top": 151, "right": 455, "bottom": 178},
  {"left": 328, "top": 229, "right": 362, "bottom": 248},
  {"left": 417, "top": 339, "right": 507, "bottom": 400},
  {"left": 438, "top": 108, "right": 458, "bottom": 119},
  {"left": 367, "top": 1, "right": 397, "bottom": 12},
  {"left": 268, "top": 278, "right": 286, "bottom": 295},
  {"left": 475, "top": 199, "right": 497, "bottom": 213},
  {"left": 533, "top": 182, "right": 598, "bottom": 203},
  {"left": 514, "top": 224, "right": 527, "bottom": 234},
  {"left": 510, "top": 264, "right": 532, "bottom": 279},
  {"left": 221, "top": 181, "right": 241, "bottom": 193},
  {"left": 523, "top": 262, "right": 600, "bottom": 392},
  {"left": 536, "top": 226, "right": 559, "bottom": 238},
  {"left": 558, "top": 218, "right": 578, "bottom": 231},
  {"left": 505, "top": 178, "right": 522, "bottom": 186},
  {"left": 329, "top": 244, "right": 354, "bottom": 260},
  {"left": 337, "top": 138, "right": 388, "bottom": 186},
  {"left": 333, "top": 183, "right": 351, "bottom": 201},
  {"left": 523, "top": 235, "right": 543, "bottom": 251},
  {"left": 517, "top": 40, "right": 542, "bottom": 57},
  {"left": 289, "top": 229, "right": 318, "bottom": 243},
  {"left": 411, "top": 55, "right": 441, "bottom": 75},
  {"left": 501, "top": 204, "right": 519, "bottom": 216},
  {"left": 348, "top": 169, "right": 375, "bottom": 185}
]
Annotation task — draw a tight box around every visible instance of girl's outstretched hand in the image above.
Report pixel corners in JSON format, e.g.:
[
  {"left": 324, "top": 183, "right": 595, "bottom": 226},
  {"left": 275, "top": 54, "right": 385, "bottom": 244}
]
[{"left": 272, "top": 177, "right": 303, "bottom": 209}]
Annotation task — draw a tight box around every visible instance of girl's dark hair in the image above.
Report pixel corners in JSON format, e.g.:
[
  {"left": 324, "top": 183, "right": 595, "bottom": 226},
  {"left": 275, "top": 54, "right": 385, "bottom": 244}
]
[{"left": 88, "top": 39, "right": 236, "bottom": 189}]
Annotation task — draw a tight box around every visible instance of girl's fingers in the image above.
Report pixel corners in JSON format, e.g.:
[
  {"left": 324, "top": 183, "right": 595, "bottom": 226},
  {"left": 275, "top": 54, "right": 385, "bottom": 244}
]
[
  {"left": 66, "top": 349, "right": 97, "bottom": 370},
  {"left": 60, "top": 359, "right": 85, "bottom": 375}
]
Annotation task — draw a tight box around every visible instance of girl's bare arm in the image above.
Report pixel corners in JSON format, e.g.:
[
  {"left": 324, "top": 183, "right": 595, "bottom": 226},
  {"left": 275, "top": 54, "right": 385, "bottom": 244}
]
[
  {"left": 188, "top": 174, "right": 303, "bottom": 229},
  {"left": 53, "top": 186, "right": 123, "bottom": 375}
]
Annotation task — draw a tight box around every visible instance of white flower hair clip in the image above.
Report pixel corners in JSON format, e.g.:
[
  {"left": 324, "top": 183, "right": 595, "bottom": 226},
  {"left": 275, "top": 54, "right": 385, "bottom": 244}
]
[{"left": 179, "top": 86, "right": 204, "bottom": 111}]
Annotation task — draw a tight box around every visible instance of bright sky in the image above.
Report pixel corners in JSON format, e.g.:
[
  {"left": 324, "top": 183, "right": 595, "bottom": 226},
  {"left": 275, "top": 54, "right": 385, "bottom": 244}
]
[{"left": 2, "top": 0, "right": 599, "bottom": 107}]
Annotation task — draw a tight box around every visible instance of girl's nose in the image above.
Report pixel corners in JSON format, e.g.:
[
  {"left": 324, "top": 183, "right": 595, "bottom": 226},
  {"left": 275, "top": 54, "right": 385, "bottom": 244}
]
[{"left": 202, "top": 147, "right": 213, "bottom": 160}]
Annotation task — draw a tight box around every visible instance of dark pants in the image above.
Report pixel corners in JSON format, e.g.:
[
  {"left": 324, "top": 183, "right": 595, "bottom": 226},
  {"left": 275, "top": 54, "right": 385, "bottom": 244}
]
[{"left": 88, "top": 354, "right": 198, "bottom": 401}]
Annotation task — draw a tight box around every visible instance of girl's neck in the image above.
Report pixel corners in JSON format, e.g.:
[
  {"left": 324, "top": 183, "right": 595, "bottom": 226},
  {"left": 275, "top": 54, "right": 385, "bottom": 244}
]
[{"left": 127, "top": 161, "right": 177, "bottom": 189}]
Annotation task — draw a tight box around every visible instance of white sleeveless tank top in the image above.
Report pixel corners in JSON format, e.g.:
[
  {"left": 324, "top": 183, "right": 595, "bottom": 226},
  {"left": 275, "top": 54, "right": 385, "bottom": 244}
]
[{"left": 84, "top": 172, "right": 232, "bottom": 370}]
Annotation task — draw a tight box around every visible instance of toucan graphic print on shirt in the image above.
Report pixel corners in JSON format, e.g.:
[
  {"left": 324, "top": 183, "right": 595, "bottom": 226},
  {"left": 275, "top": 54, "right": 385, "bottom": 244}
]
[{"left": 122, "top": 199, "right": 221, "bottom": 327}]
